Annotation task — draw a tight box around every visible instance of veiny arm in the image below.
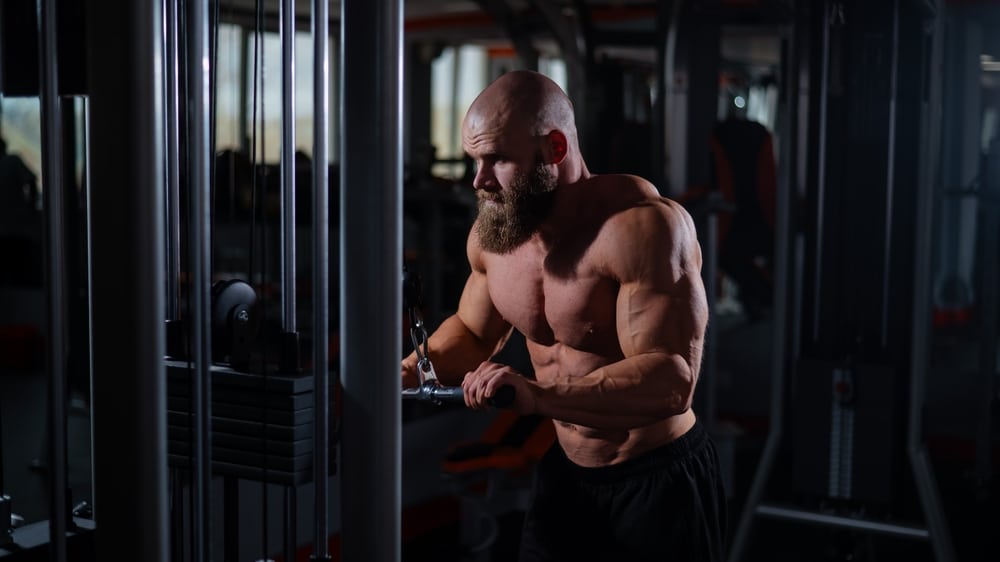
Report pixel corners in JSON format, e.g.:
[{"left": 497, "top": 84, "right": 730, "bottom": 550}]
[{"left": 531, "top": 200, "right": 708, "bottom": 429}]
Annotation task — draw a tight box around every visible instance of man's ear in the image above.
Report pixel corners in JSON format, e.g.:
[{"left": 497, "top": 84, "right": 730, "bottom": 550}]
[{"left": 545, "top": 130, "right": 568, "bottom": 164}]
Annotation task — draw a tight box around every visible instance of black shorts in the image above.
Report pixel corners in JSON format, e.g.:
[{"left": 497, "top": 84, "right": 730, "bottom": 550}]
[{"left": 519, "top": 420, "right": 727, "bottom": 562}]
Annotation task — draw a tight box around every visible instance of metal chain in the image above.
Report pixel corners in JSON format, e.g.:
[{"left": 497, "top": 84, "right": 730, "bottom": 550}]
[
  {"left": 404, "top": 268, "right": 438, "bottom": 385},
  {"left": 409, "top": 309, "right": 437, "bottom": 384}
]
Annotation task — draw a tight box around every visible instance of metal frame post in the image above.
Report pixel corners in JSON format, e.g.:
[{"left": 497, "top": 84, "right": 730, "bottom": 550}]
[
  {"left": 339, "top": 0, "right": 403, "bottom": 561},
  {"left": 908, "top": 3, "right": 956, "bottom": 560},
  {"left": 86, "top": 0, "right": 168, "bottom": 559},
  {"left": 726, "top": 5, "right": 799, "bottom": 560},
  {"left": 186, "top": 0, "right": 214, "bottom": 559},
  {"left": 37, "top": 0, "right": 69, "bottom": 557},
  {"left": 165, "top": 0, "right": 182, "bottom": 322},
  {"left": 312, "top": 0, "right": 331, "bottom": 557},
  {"left": 281, "top": 0, "right": 297, "bottom": 334}
]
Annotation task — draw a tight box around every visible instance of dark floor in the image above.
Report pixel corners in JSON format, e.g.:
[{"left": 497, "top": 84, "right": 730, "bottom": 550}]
[{"left": 0, "top": 369, "right": 93, "bottom": 526}]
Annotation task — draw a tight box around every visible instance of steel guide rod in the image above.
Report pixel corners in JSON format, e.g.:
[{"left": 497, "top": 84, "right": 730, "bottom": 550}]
[
  {"left": 186, "top": 0, "right": 213, "bottom": 559},
  {"left": 880, "top": 0, "right": 901, "bottom": 348},
  {"left": 907, "top": 4, "right": 956, "bottom": 560},
  {"left": 37, "top": 0, "right": 69, "bottom": 558},
  {"left": 339, "top": 0, "right": 403, "bottom": 560},
  {"left": 703, "top": 210, "right": 718, "bottom": 431},
  {"left": 281, "top": 0, "right": 297, "bottom": 334},
  {"left": 312, "top": 0, "right": 331, "bottom": 557},
  {"left": 727, "top": 8, "right": 798, "bottom": 560},
  {"left": 756, "top": 505, "right": 931, "bottom": 539},
  {"left": 811, "top": 1, "right": 833, "bottom": 342},
  {"left": 165, "top": 0, "right": 182, "bottom": 321},
  {"left": 87, "top": 0, "right": 168, "bottom": 557}
]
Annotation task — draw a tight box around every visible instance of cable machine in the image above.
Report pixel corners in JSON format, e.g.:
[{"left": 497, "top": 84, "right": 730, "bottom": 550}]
[
  {"left": 728, "top": 1, "right": 956, "bottom": 560},
  {"left": 0, "top": 0, "right": 398, "bottom": 560}
]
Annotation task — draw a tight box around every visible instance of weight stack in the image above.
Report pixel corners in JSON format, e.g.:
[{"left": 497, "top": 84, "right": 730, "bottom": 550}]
[
  {"left": 792, "top": 359, "right": 902, "bottom": 504},
  {"left": 165, "top": 360, "right": 335, "bottom": 486}
]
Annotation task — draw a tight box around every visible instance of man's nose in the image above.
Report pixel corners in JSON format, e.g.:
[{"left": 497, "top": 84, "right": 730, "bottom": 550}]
[{"left": 472, "top": 167, "right": 498, "bottom": 192}]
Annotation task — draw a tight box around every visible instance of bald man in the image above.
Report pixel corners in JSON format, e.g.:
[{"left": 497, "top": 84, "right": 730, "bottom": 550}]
[{"left": 402, "top": 71, "right": 726, "bottom": 561}]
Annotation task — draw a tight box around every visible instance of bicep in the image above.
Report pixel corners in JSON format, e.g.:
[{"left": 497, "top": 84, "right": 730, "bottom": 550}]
[
  {"left": 456, "top": 226, "right": 510, "bottom": 348},
  {"left": 455, "top": 270, "right": 510, "bottom": 347},
  {"left": 616, "top": 274, "right": 706, "bottom": 363},
  {"left": 611, "top": 204, "right": 707, "bottom": 361}
]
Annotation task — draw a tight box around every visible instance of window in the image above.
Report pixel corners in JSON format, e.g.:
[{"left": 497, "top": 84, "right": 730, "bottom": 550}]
[
  {"left": 0, "top": 97, "right": 42, "bottom": 182},
  {"left": 215, "top": 23, "right": 338, "bottom": 164}
]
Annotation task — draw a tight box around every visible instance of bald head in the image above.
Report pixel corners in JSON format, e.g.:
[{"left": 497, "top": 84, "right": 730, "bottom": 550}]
[{"left": 464, "top": 70, "right": 578, "bottom": 146}]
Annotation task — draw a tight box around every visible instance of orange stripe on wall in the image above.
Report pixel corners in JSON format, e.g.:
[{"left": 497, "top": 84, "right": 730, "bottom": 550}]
[{"left": 405, "top": 12, "right": 496, "bottom": 32}]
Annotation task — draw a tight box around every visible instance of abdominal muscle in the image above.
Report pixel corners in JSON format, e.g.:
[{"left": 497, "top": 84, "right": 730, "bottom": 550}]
[{"left": 526, "top": 340, "right": 696, "bottom": 468}]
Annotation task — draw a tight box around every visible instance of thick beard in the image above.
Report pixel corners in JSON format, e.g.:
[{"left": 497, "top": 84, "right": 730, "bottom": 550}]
[{"left": 476, "top": 163, "right": 557, "bottom": 254}]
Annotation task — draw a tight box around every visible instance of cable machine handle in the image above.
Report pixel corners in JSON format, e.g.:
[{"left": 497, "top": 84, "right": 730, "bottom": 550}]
[{"left": 402, "top": 383, "right": 516, "bottom": 408}]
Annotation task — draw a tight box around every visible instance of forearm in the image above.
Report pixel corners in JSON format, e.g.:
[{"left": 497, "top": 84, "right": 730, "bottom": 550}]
[
  {"left": 403, "top": 314, "right": 501, "bottom": 386},
  {"left": 531, "top": 352, "right": 695, "bottom": 430}
]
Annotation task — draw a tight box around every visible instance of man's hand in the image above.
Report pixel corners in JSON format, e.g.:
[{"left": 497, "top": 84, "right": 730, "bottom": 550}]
[
  {"left": 461, "top": 361, "right": 537, "bottom": 414},
  {"left": 401, "top": 359, "right": 420, "bottom": 389}
]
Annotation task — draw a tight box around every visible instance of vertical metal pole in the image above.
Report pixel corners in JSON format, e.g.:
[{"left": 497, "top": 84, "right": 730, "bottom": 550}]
[
  {"left": 811, "top": 1, "right": 832, "bottom": 343},
  {"left": 662, "top": 0, "right": 685, "bottom": 195},
  {"left": 340, "top": 0, "right": 403, "bottom": 561},
  {"left": 187, "top": 0, "right": 213, "bottom": 560},
  {"left": 86, "top": 0, "right": 168, "bottom": 558},
  {"left": 281, "top": 0, "right": 297, "bottom": 333},
  {"left": 312, "top": 0, "right": 331, "bottom": 557},
  {"left": 978, "top": 124, "right": 999, "bottom": 496},
  {"left": 727, "top": 15, "right": 798, "bottom": 562},
  {"left": 79, "top": 91, "right": 96, "bottom": 543},
  {"left": 166, "top": 0, "right": 182, "bottom": 321},
  {"left": 239, "top": 27, "right": 250, "bottom": 156},
  {"left": 37, "top": 0, "right": 68, "bottom": 558},
  {"left": 652, "top": 0, "right": 672, "bottom": 191},
  {"left": 880, "top": 0, "right": 900, "bottom": 348},
  {"left": 908, "top": 5, "right": 955, "bottom": 561},
  {"left": 703, "top": 210, "right": 718, "bottom": 431}
]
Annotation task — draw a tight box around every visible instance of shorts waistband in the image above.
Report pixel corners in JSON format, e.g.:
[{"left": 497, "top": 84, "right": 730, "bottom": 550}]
[{"left": 547, "top": 419, "right": 709, "bottom": 484}]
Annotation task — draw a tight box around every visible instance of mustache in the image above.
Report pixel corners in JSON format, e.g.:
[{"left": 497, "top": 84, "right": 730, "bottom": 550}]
[{"left": 477, "top": 192, "right": 504, "bottom": 204}]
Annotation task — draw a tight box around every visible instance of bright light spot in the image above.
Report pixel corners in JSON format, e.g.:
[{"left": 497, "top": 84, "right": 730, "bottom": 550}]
[{"left": 734, "top": 95, "right": 746, "bottom": 109}]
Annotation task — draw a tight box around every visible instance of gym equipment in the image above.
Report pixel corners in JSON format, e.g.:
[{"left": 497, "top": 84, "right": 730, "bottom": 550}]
[
  {"left": 403, "top": 382, "right": 515, "bottom": 408},
  {"left": 729, "top": 3, "right": 956, "bottom": 561},
  {"left": 400, "top": 267, "right": 515, "bottom": 408},
  {"left": 210, "top": 279, "right": 258, "bottom": 371}
]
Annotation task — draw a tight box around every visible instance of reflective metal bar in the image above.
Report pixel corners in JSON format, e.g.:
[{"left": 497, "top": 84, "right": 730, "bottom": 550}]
[
  {"left": 37, "top": 0, "right": 68, "bottom": 558},
  {"left": 811, "top": 1, "right": 832, "bottom": 342},
  {"left": 340, "top": 0, "right": 403, "bottom": 560},
  {"left": 881, "top": 0, "right": 900, "bottom": 348},
  {"left": 86, "top": 0, "right": 168, "bottom": 558},
  {"left": 978, "top": 101, "right": 1000, "bottom": 497},
  {"left": 908, "top": 6, "right": 956, "bottom": 561},
  {"left": 312, "top": 0, "right": 331, "bottom": 557},
  {"left": 281, "top": 0, "right": 297, "bottom": 333},
  {"left": 166, "top": 0, "right": 182, "bottom": 321},
  {"left": 756, "top": 505, "right": 930, "bottom": 540},
  {"left": 79, "top": 94, "right": 95, "bottom": 519},
  {"left": 186, "top": 0, "right": 213, "bottom": 560},
  {"left": 703, "top": 211, "right": 718, "bottom": 430},
  {"left": 727, "top": 14, "right": 798, "bottom": 562}
]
